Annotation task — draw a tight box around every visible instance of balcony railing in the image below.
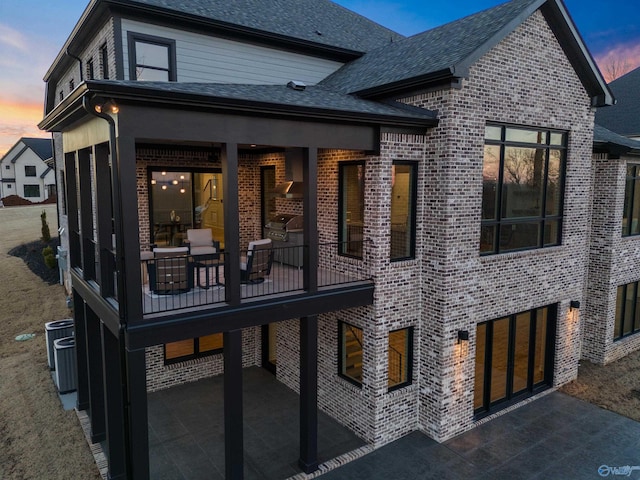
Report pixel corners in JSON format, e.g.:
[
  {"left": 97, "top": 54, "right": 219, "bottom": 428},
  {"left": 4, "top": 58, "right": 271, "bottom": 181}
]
[{"left": 140, "top": 241, "right": 371, "bottom": 315}]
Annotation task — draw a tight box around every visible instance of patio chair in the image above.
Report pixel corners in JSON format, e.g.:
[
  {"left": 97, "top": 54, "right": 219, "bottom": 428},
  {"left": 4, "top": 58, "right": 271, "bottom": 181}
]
[
  {"left": 240, "top": 238, "right": 273, "bottom": 284},
  {"left": 185, "top": 228, "right": 222, "bottom": 288},
  {"left": 147, "top": 246, "right": 193, "bottom": 294}
]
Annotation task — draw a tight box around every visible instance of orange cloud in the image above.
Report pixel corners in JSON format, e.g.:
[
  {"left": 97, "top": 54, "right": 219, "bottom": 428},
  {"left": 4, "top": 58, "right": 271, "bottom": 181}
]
[
  {"left": 595, "top": 41, "right": 640, "bottom": 82},
  {"left": 0, "top": 100, "right": 48, "bottom": 158}
]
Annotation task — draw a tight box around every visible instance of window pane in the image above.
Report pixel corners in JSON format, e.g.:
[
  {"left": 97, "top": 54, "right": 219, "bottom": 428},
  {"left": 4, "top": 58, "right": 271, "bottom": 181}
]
[
  {"left": 194, "top": 172, "right": 224, "bottom": 249},
  {"left": 490, "top": 318, "right": 510, "bottom": 404},
  {"left": 474, "top": 323, "right": 487, "bottom": 410},
  {"left": 25, "top": 165, "right": 36, "bottom": 176},
  {"left": 533, "top": 308, "right": 548, "bottom": 384},
  {"left": 506, "top": 128, "right": 547, "bottom": 145},
  {"left": 199, "top": 333, "right": 223, "bottom": 353},
  {"left": 151, "top": 171, "right": 194, "bottom": 246},
  {"left": 549, "top": 132, "right": 564, "bottom": 146},
  {"left": 480, "top": 225, "right": 496, "bottom": 254},
  {"left": 136, "top": 41, "right": 169, "bottom": 69},
  {"left": 391, "top": 163, "right": 415, "bottom": 260},
  {"left": 137, "top": 68, "right": 170, "bottom": 81},
  {"left": 546, "top": 150, "right": 562, "bottom": 216},
  {"left": 615, "top": 285, "right": 624, "bottom": 339},
  {"left": 623, "top": 167, "right": 634, "bottom": 235},
  {"left": 24, "top": 185, "right": 40, "bottom": 198},
  {"left": 340, "top": 163, "right": 364, "bottom": 258},
  {"left": 631, "top": 178, "right": 640, "bottom": 235},
  {"left": 502, "top": 147, "right": 545, "bottom": 218},
  {"left": 499, "top": 222, "right": 540, "bottom": 252},
  {"left": 635, "top": 285, "right": 640, "bottom": 333},
  {"left": 165, "top": 339, "right": 195, "bottom": 360},
  {"left": 544, "top": 220, "right": 560, "bottom": 246},
  {"left": 485, "top": 125, "right": 502, "bottom": 141},
  {"left": 624, "top": 283, "right": 635, "bottom": 335},
  {"left": 340, "top": 323, "right": 363, "bottom": 385},
  {"left": 388, "top": 329, "right": 411, "bottom": 388},
  {"left": 482, "top": 145, "right": 500, "bottom": 220},
  {"left": 513, "top": 312, "right": 531, "bottom": 394}
]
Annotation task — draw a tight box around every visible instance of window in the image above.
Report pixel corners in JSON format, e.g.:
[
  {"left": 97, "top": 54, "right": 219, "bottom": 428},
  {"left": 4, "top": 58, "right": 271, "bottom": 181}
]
[
  {"left": 59, "top": 91, "right": 64, "bottom": 102},
  {"left": 474, "top": 305, "right": 555, "bottom": 416},
  {"left": 623, "top": 165, "right": 640, "bottom": 236},
  {"left": 481, "top": 125, "right": 566, "bottom": 254},
  {"left": 4, "top": 165, "right": 9, "bottom": 170},
  {"left": 25, "top": 165, "right": 36, "bottom": 177},
  {"left": 338, "top": 161, "right": 364, "bottom": 258},
  {"left": 614, "top": 281, "right": 640, "bottom": 340},
  {"left": 24, "top": 185, "right": 40, "bottom": 198},
  {"left": 87, "top": 58, "right": 95, "bottom": 80},
  {"left": 338, "top": 322, "right": 363, "bottom": 386},
  {"left": 69, "top": 79, "right": 75, "bottom": 91},
  {"left": 388, "top": 327, "right": 413, "bottom": 391},
  {"left": 128, "top": 33, "right": 176, "bottom": 81},
  {"left": 100, "top": 43, "right": 109, "bottom": 79},
  {"left": 165, "top": 333, "right": 223, "bottom": 364},
  {"left": 391, "top": 162, "right": 417, "bottom": 260},
  {"left": 7, "top": 184, "right": 12, "bottom": 189}
]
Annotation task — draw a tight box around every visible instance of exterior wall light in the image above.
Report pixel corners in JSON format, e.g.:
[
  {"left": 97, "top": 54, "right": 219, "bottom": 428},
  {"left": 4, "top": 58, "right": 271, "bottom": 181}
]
[
  {"left": 94, "top": 99, "right": 119, "bottom": 114},
  {"left": 570, "top": 300, "right": 581, "bottom": 310},
  {"left": 457, "top": 330, "right": 469, "bottom": 344}
]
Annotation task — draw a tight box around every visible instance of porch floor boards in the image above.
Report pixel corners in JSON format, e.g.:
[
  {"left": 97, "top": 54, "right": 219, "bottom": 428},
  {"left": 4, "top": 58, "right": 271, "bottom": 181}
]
[{"left": 148, "top": 366, "right": 365, "bottom": 479}]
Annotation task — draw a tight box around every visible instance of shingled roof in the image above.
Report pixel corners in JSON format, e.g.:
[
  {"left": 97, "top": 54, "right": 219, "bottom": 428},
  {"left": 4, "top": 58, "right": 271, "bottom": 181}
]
[
  {"left": 122, "top": 0, "right": 404, "bottom": 53},
  {"left": 593, "top": 124, "right": 640, "bottom": 154},
  {"left": 19, "top": 138, "right": 52, "bottom": 161},
  {"left": 595, "top": 67, "right": 640, "bottom": 138},
  {"left": 320, "top": 0, "right": 612, "bottom": 106}
]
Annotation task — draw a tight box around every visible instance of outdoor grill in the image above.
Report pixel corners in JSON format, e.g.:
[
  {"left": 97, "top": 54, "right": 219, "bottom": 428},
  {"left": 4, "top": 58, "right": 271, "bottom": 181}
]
[{"left": 264, "top": 214, "right": 304, "bottom": 267}]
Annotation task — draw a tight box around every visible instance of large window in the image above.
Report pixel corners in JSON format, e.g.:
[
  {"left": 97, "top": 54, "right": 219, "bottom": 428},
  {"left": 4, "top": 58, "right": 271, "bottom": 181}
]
[
  {"left": 24, "top": 165, "right": 36, "bottom": 177},
  {"left": 165, "top": 333, "right": 223, "bottom": 364},
  {"left": 128, "top": 33, "right": 176, "bottom": 81},
  {"left": 481, "top": 125, "right": 566, "bottom": 255},
  {"left": 338, "top": 162, "right": 365, "bottom": 258},
  {"left": 474, "top": 305, "right": 555, "bottom": 416},
  {"left": 623, "top": 165, "right": 640, "bottom": 236},
  {"left": 388, "top": 327, "right": 413, "bottom": 391},
  {"left": 149, "top": 168, "right": 224, "bottom": 248},
  {"left": 23, "top": 185, "right": 40, "bottom": 198},
  {"left": 338, "top": 322, "right": 363, "bottom": 386},
  {"left": 614, "top": 281, "right": 640, "bottom": 340},
  {"left": 391, "top": 162, "right": 417, "bottom": 260}
]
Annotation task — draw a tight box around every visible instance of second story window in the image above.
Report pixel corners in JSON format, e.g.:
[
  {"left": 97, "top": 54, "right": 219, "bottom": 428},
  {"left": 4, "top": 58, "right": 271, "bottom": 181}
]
[
  {"left": 59, "top": 91, "right": 64, "bottom": 102},
  {"left": 69, "top": 79, "right": 74, "bottom": 91},
  {"left": 100, "top": 43, "right": 109, "bottom": 79},
  {"left": 338, "top": 161, "right": 364, "bottom": 258},
  {"left": 25, "top": 165, "right": 36, "bottom": 177},
  {"left": 481, "top": 124, "right": 567, "bottom": 255},
  {"left": 87, "top": 58, "right": 95, "bottom": 80},
  {"left": 391, "top": 161, "right": 417, "bottom": 260},
  {"left": 623, "top": 165, "right": 640, "bottom": 236},
  {"left": 128, "top": 33, "right": 176, "bottom": 81}
]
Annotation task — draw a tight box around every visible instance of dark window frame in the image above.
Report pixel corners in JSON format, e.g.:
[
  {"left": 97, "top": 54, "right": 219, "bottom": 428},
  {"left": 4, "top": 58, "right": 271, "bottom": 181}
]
[
  {"left": 338, "top": 160, "right": 365, "bottom": 259},
  {"left": 474, "top": 304, "right": 556, "bottom": 418},
  {"left": 623, "top": 164, "right": 640, "bottom": 237},
  {"left": 23, "top": 184, "right": 41, "bottom": 198},
  {"left": 87, "top": 57, "right": 95, "bottom": 80},
  {"left": 614, "top": 281, "right": 640, "bottom": 340},
  {"left": 387, "top": 326, "right": 414, "bottom": 392},
  {"left": 391, "top": 161, "right": 418, "bottom": 261},
  {"left": 24, "top": 165, "right": 37, "bottom": 177},
  {"left": 481, "top": 124, "right": 567, "bottom": 255},
  {"left": 69, "top": 78, "right": 75, "bottom": 91},
  {"left": 338, "top": 321, "right": 363, "bottom": 387},
  {"left": 128, "top": 32, "right": 177, "bottom": 81},
  {"left": 100, "top": 43, "right": 109, "bottom": 79},
  {"left": 163, "top": 335, "right": 223, "bottom": 365}
]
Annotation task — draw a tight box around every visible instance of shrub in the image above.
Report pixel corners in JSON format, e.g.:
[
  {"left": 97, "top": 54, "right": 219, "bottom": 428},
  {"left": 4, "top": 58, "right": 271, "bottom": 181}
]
[
  {"left": 44, "top": 253, "right": 57, "bottom": 269},
  {"left": 41, "top": 210, "right": 51, "bottom": 242},
  {"left": 42, "top": 246, "right": 54, "bottom": 257}
]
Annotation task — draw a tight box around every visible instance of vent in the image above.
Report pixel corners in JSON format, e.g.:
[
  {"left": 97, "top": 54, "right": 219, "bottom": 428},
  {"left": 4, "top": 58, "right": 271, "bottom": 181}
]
[{"left": 287, "top": 80, "right": 306, "bottom": 91}]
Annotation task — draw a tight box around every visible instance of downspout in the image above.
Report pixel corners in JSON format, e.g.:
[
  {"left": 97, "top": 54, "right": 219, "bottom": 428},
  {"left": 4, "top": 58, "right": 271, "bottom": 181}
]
[{"left": 67, "top": 48, "right": 84, "bottom": 82}]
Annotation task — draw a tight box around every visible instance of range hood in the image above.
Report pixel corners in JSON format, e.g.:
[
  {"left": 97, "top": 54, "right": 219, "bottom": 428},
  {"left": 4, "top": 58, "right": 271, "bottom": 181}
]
[{"left": 272, "top": 148, "right": 304, "bottom": 199}]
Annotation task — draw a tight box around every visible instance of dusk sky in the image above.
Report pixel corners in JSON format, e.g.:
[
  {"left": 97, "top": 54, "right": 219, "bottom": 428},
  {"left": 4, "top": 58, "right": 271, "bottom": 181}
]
[{"left": 0, "top": 0, "right": 638, "bottom": 156}]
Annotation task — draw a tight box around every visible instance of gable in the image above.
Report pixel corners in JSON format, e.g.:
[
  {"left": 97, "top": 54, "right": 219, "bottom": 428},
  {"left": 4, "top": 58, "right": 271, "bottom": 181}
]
[{"left": 595, "top": 67, "right": 640, "bottom": 138}]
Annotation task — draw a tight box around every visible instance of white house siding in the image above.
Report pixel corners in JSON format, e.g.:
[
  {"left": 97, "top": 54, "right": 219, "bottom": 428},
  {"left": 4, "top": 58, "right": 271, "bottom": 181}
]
[
  {"left": 399, "top": 10, "right": 594, "bottom": 442},
  {"left": 584, "top": 153, "right": 640, "bottom": 364},
  {"left": 55, "top": 19, "right": 115, "bottom": 107},
  {"left": 120, "top": 19, "right": 343, "bottom": 85}
]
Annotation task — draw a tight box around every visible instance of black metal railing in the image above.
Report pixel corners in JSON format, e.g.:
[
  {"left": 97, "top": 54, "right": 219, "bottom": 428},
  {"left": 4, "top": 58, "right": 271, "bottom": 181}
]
[{"left": 139, "top": 241, "right": 371, "bottom": 315}]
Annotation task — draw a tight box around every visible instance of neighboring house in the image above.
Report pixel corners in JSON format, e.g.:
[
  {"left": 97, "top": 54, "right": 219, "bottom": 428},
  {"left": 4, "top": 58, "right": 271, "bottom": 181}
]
[
  {"left": 39, "top": 0, "right": 618, "bottom": 478},
  {"left": 596, "top": 66, "right": 640, "bottom": 141},
  {"left": 0, "top": 137, "right": 55, "bottom": 203}
]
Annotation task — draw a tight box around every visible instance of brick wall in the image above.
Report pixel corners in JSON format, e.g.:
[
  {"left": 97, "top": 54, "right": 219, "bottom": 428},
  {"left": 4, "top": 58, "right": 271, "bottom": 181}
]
[
  {"left": 398, "top": 11, "right": 594, "bottom": 441},
  {"left": 585, "top": 152, "right": 640, "bottom": 364}
]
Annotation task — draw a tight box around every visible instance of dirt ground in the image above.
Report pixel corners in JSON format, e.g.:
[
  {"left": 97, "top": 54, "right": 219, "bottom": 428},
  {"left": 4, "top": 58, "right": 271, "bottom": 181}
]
[
  {"left": 1, "top": 205, "right": 639, "bottom": 479},
  {"left": 0, "top": 205, "right": 100, "bottom": 480}
]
